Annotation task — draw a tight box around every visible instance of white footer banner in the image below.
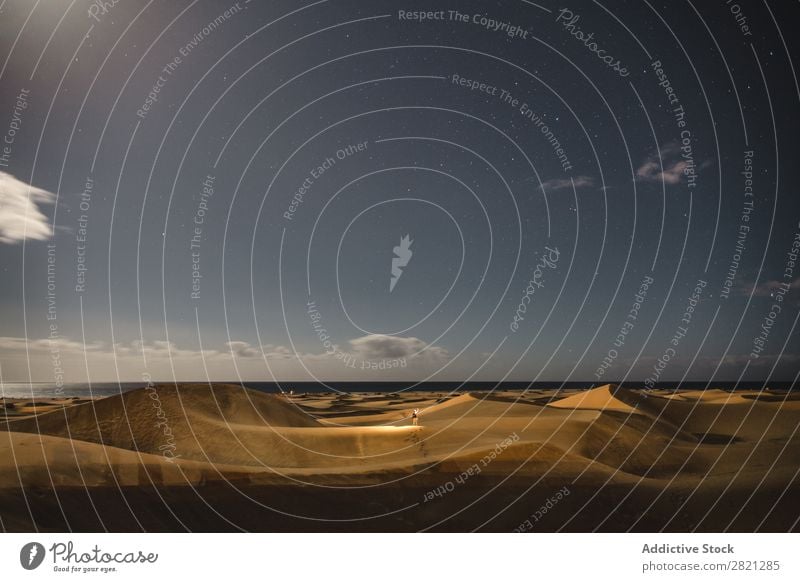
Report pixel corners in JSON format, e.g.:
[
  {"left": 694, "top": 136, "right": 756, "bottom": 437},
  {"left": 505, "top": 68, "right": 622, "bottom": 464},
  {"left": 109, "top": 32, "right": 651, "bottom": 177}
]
[{"left": 0, "top": 533, "right": 796, "bottom": 581}]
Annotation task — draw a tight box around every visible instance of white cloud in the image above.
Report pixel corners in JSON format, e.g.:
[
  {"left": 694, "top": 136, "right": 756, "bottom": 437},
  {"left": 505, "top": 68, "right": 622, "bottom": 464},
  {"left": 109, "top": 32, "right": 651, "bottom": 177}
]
[
  {"left": 0, "top": 334, "right": 450, "bottom": 363},
  {"left": 635, "top": 142, "right": 688, "bottom": 185},
  {"left": 0, "top": 171, "right": 55, "bottom": 243},
  {"left": 225, "top": 341, "right": 295, "bottom": 359},
  {"left": 225, "top": 341, "right": 261, "bottom": 358},
  {"left": 540, "top": 175, "right": 594, "bottom": 191},
  {"left": 0, "top": 335, "right": 451, "bottom": 382},
  {"left": 0, "top": 336, "right": 296, "bottom": 361},
  {"left": 348, "top": 334, "right": 449, "bottom": 362},
  {"left": 0, "top": 336, "right": 102, "bottom": 352}
]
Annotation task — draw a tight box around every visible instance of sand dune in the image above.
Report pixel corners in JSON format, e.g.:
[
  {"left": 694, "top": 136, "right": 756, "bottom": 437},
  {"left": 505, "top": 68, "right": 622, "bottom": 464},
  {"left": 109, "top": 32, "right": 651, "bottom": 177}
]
[
  {"left": 5, "top": 383, "right": 319, "bottom": 460},
  {"left": 0, "top": 431, "right": 263, "bottom": 488},
  {"left": 1, "top": 383, "right": 799, "bottom": 532},
  {"left": 547, "top": 383, "right": 641, "bottom": 413}
]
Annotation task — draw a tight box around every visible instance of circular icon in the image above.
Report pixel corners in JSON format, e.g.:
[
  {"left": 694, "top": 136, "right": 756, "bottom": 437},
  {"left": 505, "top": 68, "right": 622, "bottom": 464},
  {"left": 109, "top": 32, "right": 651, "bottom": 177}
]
[{"left": 19, "top": 542, "right": 45, "bottom": 570}]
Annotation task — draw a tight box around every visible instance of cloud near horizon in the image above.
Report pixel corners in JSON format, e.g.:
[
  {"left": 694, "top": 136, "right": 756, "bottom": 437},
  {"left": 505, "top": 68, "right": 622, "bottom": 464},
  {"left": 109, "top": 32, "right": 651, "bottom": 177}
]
[
  {"left": 0, "top": 333, "right": 450, "bottom": 382},
  {"left": 0, "top": 336, "right": 299, "bottom": 361},
  {"left": 0, "top": 171, "right": 55, "bottom": 243},
  {"left": 348, "top": 334, "right": 450, "bottom": 362}
]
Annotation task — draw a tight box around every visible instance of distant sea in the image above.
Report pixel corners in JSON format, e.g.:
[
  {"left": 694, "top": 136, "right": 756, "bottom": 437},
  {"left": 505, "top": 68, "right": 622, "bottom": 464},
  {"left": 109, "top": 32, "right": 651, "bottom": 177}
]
[{"left": 0, "top": 381, "right": 794, "bottom": 399}]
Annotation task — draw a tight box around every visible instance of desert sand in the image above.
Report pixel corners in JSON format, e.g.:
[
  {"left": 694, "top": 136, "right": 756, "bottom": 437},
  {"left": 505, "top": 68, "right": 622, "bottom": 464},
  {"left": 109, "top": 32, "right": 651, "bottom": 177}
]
[{"left": 1, "top": 383, "right": 798, "bottom": 531}]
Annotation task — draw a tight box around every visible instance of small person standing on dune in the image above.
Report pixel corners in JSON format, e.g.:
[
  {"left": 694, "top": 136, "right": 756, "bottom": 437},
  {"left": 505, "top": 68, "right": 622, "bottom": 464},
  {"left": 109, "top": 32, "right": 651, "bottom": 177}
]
[{"left": 411, "top": 408, "right": 419, "bottom": 426}]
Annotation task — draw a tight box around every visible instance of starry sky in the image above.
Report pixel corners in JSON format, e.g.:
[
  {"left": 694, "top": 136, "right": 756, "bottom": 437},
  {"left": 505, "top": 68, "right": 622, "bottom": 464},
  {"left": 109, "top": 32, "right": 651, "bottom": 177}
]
[{"left": 0, "top": 0, "right": 798, "bottom": 385}]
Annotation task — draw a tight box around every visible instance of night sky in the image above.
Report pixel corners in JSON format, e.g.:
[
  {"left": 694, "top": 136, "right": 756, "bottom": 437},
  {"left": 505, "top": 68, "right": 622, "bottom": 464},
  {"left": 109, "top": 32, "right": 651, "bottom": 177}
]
[{"left": 0, "top": 0, "right": 798, "bottom": 386}]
